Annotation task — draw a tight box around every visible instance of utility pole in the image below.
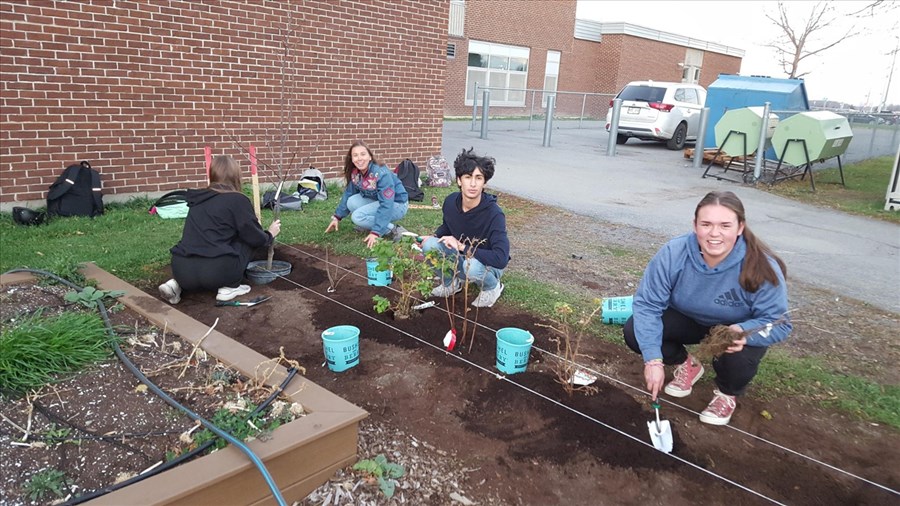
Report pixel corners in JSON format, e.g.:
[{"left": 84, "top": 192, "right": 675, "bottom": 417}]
[{"left": 879, "top": 36, "right": 899, "bottom": 113}]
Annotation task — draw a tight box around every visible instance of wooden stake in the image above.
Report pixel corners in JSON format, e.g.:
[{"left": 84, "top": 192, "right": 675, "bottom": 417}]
[
  {"left": 250, "top": 145, "right": 261, "bottom": 223},
  {"left": 204, "top": 146, "right": 212, "bottom": 180}
]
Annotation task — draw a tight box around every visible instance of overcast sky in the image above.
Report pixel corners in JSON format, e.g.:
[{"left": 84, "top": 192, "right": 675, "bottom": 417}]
[{"left": 576, "top": 0, "right": 900, "bottom": 108}]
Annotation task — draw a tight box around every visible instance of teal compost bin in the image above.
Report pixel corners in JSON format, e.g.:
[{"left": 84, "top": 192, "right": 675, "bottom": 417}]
[{"left": 704, "top": 75, "right": 809, "bottom": 159}]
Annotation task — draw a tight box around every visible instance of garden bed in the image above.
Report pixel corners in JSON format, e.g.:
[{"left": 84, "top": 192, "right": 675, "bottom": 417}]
[
  {"left": 0, "top": 268, "right": 365, "bottom": 505},
  {"left": 166, "top": 245, "right": 899, "bottom": 505}
]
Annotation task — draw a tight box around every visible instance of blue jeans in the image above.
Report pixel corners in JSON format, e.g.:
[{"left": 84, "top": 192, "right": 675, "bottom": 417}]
[
  {"left": 421, "top": 236, "right": 504, "bottom": 290},
  {"left": 346, "top": 194, "right": 408, "bottom": 233}
]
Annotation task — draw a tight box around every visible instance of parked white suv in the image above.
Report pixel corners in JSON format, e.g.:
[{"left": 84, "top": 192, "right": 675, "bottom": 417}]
[{"left": 605, "top": 81, "right": 707, "bottom": 150}]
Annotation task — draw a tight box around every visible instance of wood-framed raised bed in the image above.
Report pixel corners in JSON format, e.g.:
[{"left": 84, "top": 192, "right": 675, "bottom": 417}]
[{"left": 0, "top": 266, "right": 367, "bottom": 506}]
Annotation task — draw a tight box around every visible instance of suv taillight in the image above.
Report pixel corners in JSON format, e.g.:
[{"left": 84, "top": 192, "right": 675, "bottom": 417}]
[
  {"left": 609, "top": 99, "right": 614, "bottom": 107},
  {"left": 649, "top": 102, "right": 674, "bottom": 112}
]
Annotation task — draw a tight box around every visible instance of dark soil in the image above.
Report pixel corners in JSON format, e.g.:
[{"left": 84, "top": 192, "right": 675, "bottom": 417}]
[
  {"left": 0, "top": 282, "right": 287, "bottom": 505},
  {"left": 168, "top": 244, "right": 900, "bottom": 506}
]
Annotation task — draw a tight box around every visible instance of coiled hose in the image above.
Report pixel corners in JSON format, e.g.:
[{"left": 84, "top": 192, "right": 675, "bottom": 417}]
[{"left": 4, "top": 268, "right": 292, "bottom": 506}]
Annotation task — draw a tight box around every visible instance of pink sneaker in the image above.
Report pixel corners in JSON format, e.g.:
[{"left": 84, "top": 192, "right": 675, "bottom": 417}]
[
  {"left": 664, "top": 354, "right": 704, "bottom": 397},
  {"left": 699, "top": 389, "right": 736, "bottom": 425}
]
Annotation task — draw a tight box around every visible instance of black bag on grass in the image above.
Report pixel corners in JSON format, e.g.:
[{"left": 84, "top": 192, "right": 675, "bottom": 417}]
[
  {"left": 47, "top": 161, "right": 104, "bottom": 217},
  {"left": 394, "top": 159, "right": 424, "bottom": 201}
]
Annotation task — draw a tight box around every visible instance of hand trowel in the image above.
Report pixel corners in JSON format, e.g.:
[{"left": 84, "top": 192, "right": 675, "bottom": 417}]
[{"left": 647, "top": 401, "right": 673, "bottom": 453}]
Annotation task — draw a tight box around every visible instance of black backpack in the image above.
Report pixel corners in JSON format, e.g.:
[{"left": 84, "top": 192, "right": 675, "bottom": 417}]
[
  {"left": 394, "top": 159, "right": 424, "bottom": 201},
  {"left": 47, "top": 161, "right": 104, "bottom": 217}
]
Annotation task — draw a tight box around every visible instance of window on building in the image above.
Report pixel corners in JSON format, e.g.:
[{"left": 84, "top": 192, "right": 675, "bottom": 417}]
[
  {"left": 542, "top": 50, "right": 560, "bottom": 107},
  {"left": 448, "top": 43, "right": 456, "bottom": 58},
  {"left": 465, "top": 40, "right": 529, "bottom": 106},
  {"left": 449, "top": 0, "right": 465, "bottom": 37},
  {"left": 682, "top": 48, "right": 703, "bottom": 84}
]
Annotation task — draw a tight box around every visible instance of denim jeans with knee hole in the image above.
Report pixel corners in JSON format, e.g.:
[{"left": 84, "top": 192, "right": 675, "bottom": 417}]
[
  {"left": 421, "top": 236, "right": 504, "bottom": 290},
  {"left": 346, "top": 194, "right": 408, "bottom": 234}
]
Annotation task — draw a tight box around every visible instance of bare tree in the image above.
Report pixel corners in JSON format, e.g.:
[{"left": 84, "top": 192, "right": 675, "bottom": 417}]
[
  {"left": 765, "top": 2, "right": 856, "bottom": 79},
  {"left": 765, "top": 1, "right": 893, "bottom": 80}
]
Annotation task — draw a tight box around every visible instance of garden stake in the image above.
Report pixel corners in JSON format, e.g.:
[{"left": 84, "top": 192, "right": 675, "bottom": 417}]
[{"left": 647, "top": 401, "right": 673, "bottom": 453}]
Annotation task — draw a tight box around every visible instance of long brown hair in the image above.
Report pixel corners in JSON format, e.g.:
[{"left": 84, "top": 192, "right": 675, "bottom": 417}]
[
  {"left": 208, "top": 155, "right": 242, "bottom": 193},
  {"left": 694, "top": 191, "right": 787, "bottom": 292},
  {"left": 343, "top": 140, "right": 379, "bottom": 183}
]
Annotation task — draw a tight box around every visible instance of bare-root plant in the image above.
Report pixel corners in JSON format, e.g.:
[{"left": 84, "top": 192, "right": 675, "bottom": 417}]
[
  {"left": 324, "top": 246, "right": 349, "bottom": 293},
  {"left": 432, "top": 238, "right": 486, "bottom": 352},
  {"left": 537, "top": 301, "right": 601, "bottom": 397},
  {"left": 695, "top": 317, "right": 788, "bottom": 361}
]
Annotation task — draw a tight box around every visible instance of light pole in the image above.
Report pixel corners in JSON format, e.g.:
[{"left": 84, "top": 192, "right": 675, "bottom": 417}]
[{"left": 879, "top": 36, "right": 899, "bottom": 113}]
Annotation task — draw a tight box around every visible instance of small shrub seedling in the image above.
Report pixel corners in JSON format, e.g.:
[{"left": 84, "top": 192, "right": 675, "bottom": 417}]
[
  {"left": 370, "top": 238, "right": 438, "bottom": 319},
  {"left": 539, "top": 301, "right": 601, "bottom": 397},
  {"left": 352, "top": 454, "right": 406, "bottom": 498}
]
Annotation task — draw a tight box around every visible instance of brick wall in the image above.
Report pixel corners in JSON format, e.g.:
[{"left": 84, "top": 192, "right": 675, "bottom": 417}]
[
  {"left": 444, "top": 0, "right": 742, "bottom": 120},
  {"left": 0, "top": 0, "right": 448, "bottom": 208},
  {"left": 445, "top": 0, "right": 581, "bottom": 117}
]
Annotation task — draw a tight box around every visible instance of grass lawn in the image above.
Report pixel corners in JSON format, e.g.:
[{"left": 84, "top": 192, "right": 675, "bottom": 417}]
[
  {"left": 762, "top": 156, "right": 899, "bottom": 224},
  {"left": 2, "top": 164, "right": 898, "bottom": 428}
]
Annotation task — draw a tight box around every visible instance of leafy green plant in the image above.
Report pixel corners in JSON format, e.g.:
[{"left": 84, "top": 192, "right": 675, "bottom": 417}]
[
  {"left": 369, "top": 238, "right": 438, "bottom": 319},
  {"left": 189, "top": 397, "right": 297, "bottom": 452},
  {"left": 352, "top": 454, "right": 405, "bottom": 498},
  {"left": 23, "top": 468, "right": 69, "bottom": 501},
  {"left": 0, "top": 311, "right": 112, "bottom": 396},
  {"left": 63, "top": 286, "right": 126, "bottom": 309}
]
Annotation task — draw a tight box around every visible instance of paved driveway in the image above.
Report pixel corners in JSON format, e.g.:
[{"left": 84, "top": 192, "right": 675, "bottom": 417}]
[{"left": 442, "top": 120, "right": 900, "bottom": 313}]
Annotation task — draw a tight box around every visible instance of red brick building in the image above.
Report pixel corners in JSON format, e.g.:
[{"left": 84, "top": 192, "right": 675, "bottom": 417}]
[
  {"left": 1, "top": 0, "right": 743, "bottom": 209},
  {"left": 444, "top": 0, "right": 743, "bottom": 118},
  {"left": 1, "top": 0, "right": 448, "bottom": 208}
]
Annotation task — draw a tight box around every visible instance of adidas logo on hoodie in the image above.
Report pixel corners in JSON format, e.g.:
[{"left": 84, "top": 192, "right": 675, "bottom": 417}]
[{"left": 714, "top": 288, "right": 744, "bottom": 308}]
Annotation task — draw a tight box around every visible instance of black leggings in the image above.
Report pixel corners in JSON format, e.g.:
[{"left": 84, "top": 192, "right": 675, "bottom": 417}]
[
  {"left": 623, "top": 308, "right": 767, "bottom": 396},
  {"left": 171, "top": 243, "right": 253, "bottom": 292}
]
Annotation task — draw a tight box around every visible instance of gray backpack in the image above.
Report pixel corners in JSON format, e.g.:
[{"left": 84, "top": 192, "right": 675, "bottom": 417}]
[{"left": 297, "top": 167, "right": 327, "bottom": 201}]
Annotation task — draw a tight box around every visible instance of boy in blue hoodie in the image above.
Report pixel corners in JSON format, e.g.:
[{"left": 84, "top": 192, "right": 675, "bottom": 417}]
[
  {"left": 623, "top": 191, "right": 791, "bottom": 425},
  {"left": 422, "top": 148, "right": 510, "bottom": 308}
]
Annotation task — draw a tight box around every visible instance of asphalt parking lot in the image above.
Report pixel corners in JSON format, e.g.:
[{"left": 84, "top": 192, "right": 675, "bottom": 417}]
[{"left": 441, "top": 119, "right": 900, "bottom": 313}]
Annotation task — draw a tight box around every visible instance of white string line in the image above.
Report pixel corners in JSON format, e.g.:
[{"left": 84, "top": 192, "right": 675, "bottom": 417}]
[
  {"left": 266, "top": 269, "right": 786, "bottom": 506},
  {"left": 275, "top": 241, "right": 900, "bottom": 497}
]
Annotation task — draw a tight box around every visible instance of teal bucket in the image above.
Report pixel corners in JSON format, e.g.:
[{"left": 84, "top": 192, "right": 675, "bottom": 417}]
[
  {"left": 366, "top": 258, "right": 392, "bottom": 286},
  {"left": 496, "top": 327, "right": 534, "bottom": 375},
  {"left": 602, "top": 296, "right": 633, "bottom": 325},
  {"left": 321, "top": 325, "right": 360, "bottom": 372}
]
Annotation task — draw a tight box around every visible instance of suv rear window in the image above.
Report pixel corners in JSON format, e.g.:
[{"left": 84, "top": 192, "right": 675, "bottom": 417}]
[{"left": 617, "top": 85, "right": 666, "bottom": 102}]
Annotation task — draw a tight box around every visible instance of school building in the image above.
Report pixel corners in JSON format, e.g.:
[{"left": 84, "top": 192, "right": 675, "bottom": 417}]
[{"left": 1, "top": 0, "right": 742, "bottom": 208}]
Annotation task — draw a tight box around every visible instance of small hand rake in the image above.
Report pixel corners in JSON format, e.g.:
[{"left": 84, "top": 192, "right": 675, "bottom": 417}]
[{"left": 647, "top": 401, "right": 673, "bottom": 453}]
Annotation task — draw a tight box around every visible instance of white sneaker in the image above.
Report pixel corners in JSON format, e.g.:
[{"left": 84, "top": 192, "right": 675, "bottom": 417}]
[
  {"left": 431, "top": 279, "right": 462, "bottom": 298},
  {"left": 471, "top": 283, "right": 504, "bottom": 308},
  {"left": 158, "top": 279, "right": 181, "bottom": 305},
  {"left": 216, "top": 284, "right": 251, "bottom": 301}
]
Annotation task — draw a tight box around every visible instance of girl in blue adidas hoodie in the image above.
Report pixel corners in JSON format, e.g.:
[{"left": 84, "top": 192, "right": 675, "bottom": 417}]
[
  {"left": 623, "top": 191, "right": 791, "bottom": 426},
  {"left": 325, "top": 140, "right": 409, "bottom": 248}
]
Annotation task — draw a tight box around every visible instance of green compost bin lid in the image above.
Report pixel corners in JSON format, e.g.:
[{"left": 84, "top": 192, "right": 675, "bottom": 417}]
[
  {"left": 771, "top": 111, "right": 853, "bottom": 166},
  {"left": 714, "top": 106, "right": 780, "bottom": 157}
]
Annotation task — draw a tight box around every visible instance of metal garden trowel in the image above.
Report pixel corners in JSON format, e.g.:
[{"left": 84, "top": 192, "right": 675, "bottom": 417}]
[{"left": 647, "top": 401, "right": 673, "bottom": 453}]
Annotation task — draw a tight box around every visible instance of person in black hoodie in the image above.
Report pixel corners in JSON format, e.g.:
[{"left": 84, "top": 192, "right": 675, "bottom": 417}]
[
  {"left": 158, "top": 155, "right": 281, "bottom": 304},
  {"left": 422, "top": 148, "right": 510, "bottom": 308}
]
